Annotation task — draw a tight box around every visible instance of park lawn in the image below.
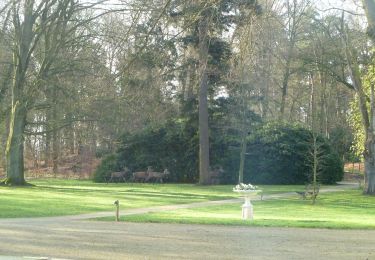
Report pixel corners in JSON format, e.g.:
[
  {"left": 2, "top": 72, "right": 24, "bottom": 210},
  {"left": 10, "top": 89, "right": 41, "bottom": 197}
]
[
  {"left": 103, "top": 190, "right": 375, "bottom": 229},
  {"left": 0, "top": 179, "right": 243, "bottom": 218},
  {"left": 0, "top": 178, "right": 331, "bottom": 219}
]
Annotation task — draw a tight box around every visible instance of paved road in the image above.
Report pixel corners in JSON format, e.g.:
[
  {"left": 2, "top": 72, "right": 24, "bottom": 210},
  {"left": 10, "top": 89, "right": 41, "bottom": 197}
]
[
  {"left": 1, "top": 182, "right": 374, "bottom": 260},
  {"left": 1, "top": 221, "right": 375, "bottom": 260}
]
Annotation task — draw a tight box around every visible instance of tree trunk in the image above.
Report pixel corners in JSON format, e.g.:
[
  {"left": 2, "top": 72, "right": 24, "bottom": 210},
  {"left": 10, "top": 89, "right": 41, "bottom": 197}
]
[
  {"left": 362, "top": 0, "right": 375, "bottom": 41},
  {"left": 198, "top": 8, "right": 211, "bottom": 185},
  {"left": 3, "top": 0, "right": 35, "bottom": 185},
  {"left": 184, "top": 45, "right": 197, "bottom": 101},
  {"left": 312, "top": 134, "right": 319, "bottom": 204},
  {"left": 362, "top": 0, "right": 375, "bottom": 195},
  {"left": 44, "top": 111, "right": 51, "bottom": 167},
  {"left": 51, "top": 87, "right": 59, "bottom": 174},
  {"left": 340, "top": 13, "right": 375, "bottom": 194},
  {"left": 261, "top": 50, "right": 271, "bottom": 119},
  {"left": 238, "top": 132, "right": 247, "bottom": 184},
  {"left": 309, "top": 73, "right": 316, "bottom": 131},
  {"left": 4, "top": 103, "right": 27, "bottom": 185},
  {"left": 364, "top": 146, "right": 375, "bottom": 194},
  {"left": 360, "top": 105, "right": 375, "bottom": 194},
  {"left": 280, "top": 59, "right": 291, "bottom": 120},
  {"left": 364, "top": 82, "right": 375, "bottom": 193},
  {"left": 65, "top": 113, "right": 75, "bottom": 154},
  {"left": 198, "top": 70, "right": 210, "bottom": 185},
  {"left": 52, "top": 128, "right": 59, "bottom": 174},
  {"left": 367, "top": 168, "right": 375, "bottom": 193}
]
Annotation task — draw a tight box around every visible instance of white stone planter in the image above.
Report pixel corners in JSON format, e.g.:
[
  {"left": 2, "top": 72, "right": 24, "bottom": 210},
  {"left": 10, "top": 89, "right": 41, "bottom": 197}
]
[{"left": 233, "top": 190, "right": 261, "bottom": 220}]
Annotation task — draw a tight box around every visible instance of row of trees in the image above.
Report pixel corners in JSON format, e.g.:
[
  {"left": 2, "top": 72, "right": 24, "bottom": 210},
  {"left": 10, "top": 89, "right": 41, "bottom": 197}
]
[{"left": 0, "top": 0, "right": 374, "bottom": 193}]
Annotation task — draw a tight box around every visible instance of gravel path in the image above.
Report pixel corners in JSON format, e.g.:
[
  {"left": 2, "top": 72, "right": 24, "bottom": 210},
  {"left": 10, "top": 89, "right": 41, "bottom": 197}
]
[{"left": 1, "top": 182, "right": 374, "bottom": 260}]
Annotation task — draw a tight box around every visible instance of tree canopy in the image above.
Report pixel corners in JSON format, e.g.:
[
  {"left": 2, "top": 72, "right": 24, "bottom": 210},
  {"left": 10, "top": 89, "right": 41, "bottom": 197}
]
[{"left": 0, "top": 0, "right": 372, "bottom": 191}]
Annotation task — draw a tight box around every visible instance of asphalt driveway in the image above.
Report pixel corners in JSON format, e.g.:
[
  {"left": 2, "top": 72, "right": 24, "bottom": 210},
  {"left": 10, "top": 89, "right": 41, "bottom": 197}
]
[{"left": 0, "top": 220, "right": 375, "bottom": 260}]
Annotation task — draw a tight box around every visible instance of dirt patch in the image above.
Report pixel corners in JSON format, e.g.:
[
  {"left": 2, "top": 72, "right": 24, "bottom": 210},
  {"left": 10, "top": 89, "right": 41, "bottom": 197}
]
[
  {"left": 24, "top": 155, "right": 100, "bottom": 180},
  {"left": 344, "top": 162, "right": 364, "bottom": 174}
]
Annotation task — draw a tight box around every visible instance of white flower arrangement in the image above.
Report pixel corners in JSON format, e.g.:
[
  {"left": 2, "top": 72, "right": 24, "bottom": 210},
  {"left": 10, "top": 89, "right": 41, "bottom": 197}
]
[{"left": 233, "top": 183, "right": 259, "bottom": 191}]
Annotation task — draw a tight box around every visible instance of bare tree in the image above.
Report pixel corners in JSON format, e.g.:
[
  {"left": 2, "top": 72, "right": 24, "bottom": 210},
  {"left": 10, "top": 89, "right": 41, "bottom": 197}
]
[
  {"left": 1, "top": 0, "right": 100, "bottom": 185},
  {"left": 279, "top": 0, "right": 311, "bottom": 120}
]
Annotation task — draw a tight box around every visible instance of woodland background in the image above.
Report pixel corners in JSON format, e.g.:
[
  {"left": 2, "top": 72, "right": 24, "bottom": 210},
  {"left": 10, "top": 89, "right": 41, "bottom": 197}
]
[{"left": 0, "top": 0, "right": 373, "bottom": 189}]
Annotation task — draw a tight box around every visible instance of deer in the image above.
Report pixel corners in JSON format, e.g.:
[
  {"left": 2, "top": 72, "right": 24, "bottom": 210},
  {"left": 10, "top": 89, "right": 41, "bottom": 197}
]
[
  {"left": 296, "top": 183, "right": 320, "bottom": 200},
  {"left": 108, "top": 167, "right": 130, "bottom": 183},
  {"left": 209, "top": 166, "right": 224, "bottom": 184},
  {"left": 132, "top": 166, "right": 152, "bottom": 182},
  {"left": 145, "top": 168, "right": 170, "bottom": 183}
]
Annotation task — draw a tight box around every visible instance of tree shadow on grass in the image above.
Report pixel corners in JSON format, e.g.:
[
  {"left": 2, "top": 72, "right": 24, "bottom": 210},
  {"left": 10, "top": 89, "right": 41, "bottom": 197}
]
[
  {"left": 0, "top": 179, "right": 34, "bottom": 187},
  {"left": 31, "top": 185, "right": 231, "bottom": 202}
]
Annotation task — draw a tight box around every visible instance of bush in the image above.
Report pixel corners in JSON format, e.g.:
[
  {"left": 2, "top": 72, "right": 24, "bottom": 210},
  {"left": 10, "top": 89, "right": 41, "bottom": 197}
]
[
  {"left": 93, "top": 108, "right": 343, "bottom": 184},
  {"left": 116, "top": 120, "right": 199, "bottom": 183},
  {"left": 93, "top": 154, "right": 122, "bottom": 182},
  {"left": 244, "top": 122, "right": 344, "bottom": 184}
]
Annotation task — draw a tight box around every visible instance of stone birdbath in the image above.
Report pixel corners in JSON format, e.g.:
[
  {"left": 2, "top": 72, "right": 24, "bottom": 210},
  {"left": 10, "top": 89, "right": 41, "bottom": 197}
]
[{"left": 233, "top": 183, "right": 262, "bottom": 220}]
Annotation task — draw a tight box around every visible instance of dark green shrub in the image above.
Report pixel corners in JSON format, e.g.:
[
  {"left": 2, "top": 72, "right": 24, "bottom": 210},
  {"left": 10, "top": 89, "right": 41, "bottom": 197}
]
[
  {"left": 328, "top": 126, "right": 355, "bottom": 162},
  {"left": 319, "top": 152, "right": 344, "bottom": 184},
  {"left": 244, "top": 122, "right": 344, "bottom": 184},
  {"left": 94, "top": 121, "right": 343, "bottom": 184},
  {"left": 116, "top": 120, "right": 199, "bottom": 183},
  {"left": 110, "top": 97, "right": 260, "bottom": 183},
  {"left": 93, "top": 154, "right": 122, "bottom": 182}
]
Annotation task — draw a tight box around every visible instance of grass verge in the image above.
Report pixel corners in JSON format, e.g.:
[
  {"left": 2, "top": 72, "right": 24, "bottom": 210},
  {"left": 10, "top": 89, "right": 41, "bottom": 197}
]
[
  {"left": 97, "top": 190, "right": 375, "bottom": 229},
  {"left": 0, "top": 179, "right": 241, "bottom": 218}
]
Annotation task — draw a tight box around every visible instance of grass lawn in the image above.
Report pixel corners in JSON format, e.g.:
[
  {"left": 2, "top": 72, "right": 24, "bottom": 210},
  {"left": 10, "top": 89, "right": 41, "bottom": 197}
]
[
  {"left": 101, "top": 190, "right": 375, "bottom": 229},
  {"left": 2, "top": 178, "right": 367, "bottom": 229},
  {"left": 0, "top": 179, "right": 244, "bottom": 218}
]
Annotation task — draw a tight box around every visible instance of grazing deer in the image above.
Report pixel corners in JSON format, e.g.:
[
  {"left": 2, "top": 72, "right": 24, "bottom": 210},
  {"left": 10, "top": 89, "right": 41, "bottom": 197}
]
[
  {"left": 132, "top": 166, "right": 152, "bottom": 182},
  {"left": 145, "top": 169, "right": 170, "bottom": 183},
  {"left": 296, "top": 184, "right": 320, "bottom": 200},
  {"left": 108, "top": 167, "right": 130, "bottom": 183},
  {"left": 209, "top": 166, "right": 224, "bottom": 184}
]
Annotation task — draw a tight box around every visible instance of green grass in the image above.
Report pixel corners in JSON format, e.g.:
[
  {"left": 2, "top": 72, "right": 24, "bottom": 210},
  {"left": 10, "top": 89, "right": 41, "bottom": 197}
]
[
  {"left": 100, "top": 190, "right": 375, "bottom": 229},
  {"left": 2, "top": 179, "right": 367, "bottom": 229},
  {"left": 0, "top": 179, "right": 240, "bottom": 218}
]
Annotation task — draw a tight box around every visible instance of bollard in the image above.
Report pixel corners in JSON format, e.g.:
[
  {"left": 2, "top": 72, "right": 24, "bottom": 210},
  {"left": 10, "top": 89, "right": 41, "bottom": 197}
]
[{"left": 114, "top": 200, "right": 119, "bottom": 221}]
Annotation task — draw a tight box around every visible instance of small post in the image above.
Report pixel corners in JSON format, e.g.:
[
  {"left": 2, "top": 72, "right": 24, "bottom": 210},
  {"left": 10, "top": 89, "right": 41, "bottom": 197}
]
[{"left": 114, "top": 200, "right": 119, "bottom": 222}]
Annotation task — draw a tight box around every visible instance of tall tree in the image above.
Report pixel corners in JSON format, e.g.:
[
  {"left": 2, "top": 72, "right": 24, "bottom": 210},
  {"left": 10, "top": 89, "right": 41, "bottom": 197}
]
[
  {"left": 279, "top": 0, "right": 311, "bottom": 120},
  {"left": 229, "top": 3, "right": 261, "bottom": 183},
  {"left": 1, "top": 0, "right": 91, "bottom": 185},
  {"left": 329, "top": 10, "right": 374, "bottom": 194},
  {"left": 197, "top": 1, "right": 211, "bottom": 184},
  {"left": 5, "top": 0, "right": 42, "bottom": 185},
  {"left": 357, "top": 0, "right": 375, "bottom": 194}
]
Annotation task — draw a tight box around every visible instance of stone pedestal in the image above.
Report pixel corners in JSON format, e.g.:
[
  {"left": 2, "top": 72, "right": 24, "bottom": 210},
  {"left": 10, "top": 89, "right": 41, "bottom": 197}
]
[
  {"left": 242, "top": 194, "right": 254, "bottom": 220},
  {"left": 234, "top": 190, "right": 261, "bottom": 220}
]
